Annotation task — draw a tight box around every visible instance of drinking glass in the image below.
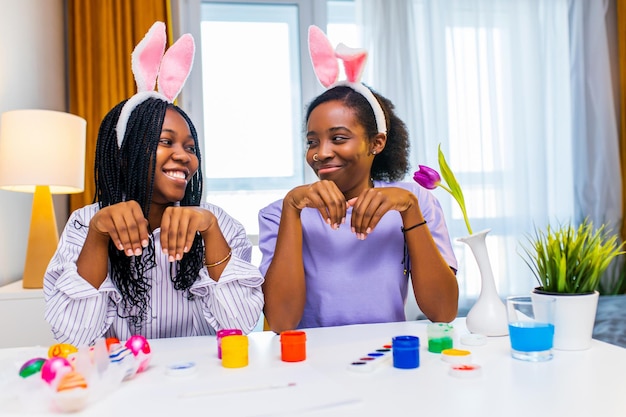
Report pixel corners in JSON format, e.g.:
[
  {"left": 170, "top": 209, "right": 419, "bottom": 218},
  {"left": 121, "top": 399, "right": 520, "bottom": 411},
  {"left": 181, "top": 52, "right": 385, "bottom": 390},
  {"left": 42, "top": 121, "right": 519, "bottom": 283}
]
[{"left": 506, "top": 296, "right": 556, "bottom": 361}]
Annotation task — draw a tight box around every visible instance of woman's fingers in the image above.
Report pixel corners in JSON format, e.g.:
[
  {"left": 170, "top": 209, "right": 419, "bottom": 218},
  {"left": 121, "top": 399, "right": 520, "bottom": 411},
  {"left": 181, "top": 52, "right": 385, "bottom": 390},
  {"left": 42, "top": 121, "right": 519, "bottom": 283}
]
[
  {"left": 92, "top": 202, "right": 149, "bottom": 256},
  {"left": 161, "top": 207, "right": 213, "bottom": 262}
]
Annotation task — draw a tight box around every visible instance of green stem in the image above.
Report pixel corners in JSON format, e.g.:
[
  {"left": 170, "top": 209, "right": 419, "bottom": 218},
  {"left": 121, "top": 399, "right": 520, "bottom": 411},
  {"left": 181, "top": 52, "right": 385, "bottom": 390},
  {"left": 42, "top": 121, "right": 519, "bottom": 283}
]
[{"left": 438, "top": 184, "right": 473, "bottom": 235}]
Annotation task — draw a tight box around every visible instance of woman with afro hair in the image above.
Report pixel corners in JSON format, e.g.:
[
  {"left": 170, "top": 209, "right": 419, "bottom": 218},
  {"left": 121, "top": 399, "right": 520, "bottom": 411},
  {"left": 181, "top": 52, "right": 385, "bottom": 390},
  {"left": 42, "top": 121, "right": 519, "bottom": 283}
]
[{"left": 259, "top": 85, "right": 458, "bottom": 333}]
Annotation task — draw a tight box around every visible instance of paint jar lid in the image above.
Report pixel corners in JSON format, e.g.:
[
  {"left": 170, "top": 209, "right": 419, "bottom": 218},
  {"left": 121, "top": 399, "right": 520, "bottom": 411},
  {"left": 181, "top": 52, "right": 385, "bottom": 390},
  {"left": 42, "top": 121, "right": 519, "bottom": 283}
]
[
  {"left": 280, "top": 330, "right": 306, "bottom": 343},
  {"left": 449, "top": 364, "right": 482, "bottom": 378},
  {"left": 427, "top": 323, "right": 454, "bottom": 338},
  {"left": 392, "top": 335, "right": 420, "bottom": 349},
  {"left": 217, "top": 329, "right": 243, "bottom": 339},
  {"left": 460, "top": 333, "right": 487, "bottom": 346},
  {"left": 441, "top": 349, "right": 472, "bottom": 364},
  {"left": 166, "top": 361, "right": 197, "bottom": 377}
]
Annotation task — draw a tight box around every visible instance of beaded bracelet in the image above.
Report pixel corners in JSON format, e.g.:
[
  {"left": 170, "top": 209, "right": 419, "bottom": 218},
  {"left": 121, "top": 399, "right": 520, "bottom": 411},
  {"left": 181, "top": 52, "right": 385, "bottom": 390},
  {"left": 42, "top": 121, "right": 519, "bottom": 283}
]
[{"left": 205, "top": 249, "right": 232, "bottom": 268}]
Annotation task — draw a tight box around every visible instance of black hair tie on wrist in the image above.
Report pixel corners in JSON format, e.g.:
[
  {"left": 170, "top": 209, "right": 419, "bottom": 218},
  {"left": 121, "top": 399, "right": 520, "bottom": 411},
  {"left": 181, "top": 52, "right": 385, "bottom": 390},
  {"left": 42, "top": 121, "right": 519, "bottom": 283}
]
[
  {"left": 401, "top": 220, "right": 427, "bottom": 276},
  {"left": 401, "top": 220, "right": 427, "bottom": 233}
]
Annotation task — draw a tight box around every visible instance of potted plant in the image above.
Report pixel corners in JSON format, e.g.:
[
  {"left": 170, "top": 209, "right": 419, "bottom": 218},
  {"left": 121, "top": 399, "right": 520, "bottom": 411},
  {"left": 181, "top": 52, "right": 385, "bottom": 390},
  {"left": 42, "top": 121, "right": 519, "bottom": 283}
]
[{"left": 521, "top": 219, "right": 625, "bottom": 350}]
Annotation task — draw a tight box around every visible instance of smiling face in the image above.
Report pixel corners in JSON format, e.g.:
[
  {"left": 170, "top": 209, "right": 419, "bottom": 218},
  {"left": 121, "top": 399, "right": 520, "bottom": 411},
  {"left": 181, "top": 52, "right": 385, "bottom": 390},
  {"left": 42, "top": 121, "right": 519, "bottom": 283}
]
[
  {"left": 150, "top": 108, "right": 199, "bottom": 206},
  {"left": 306, "top": 100, "right": 377, "bottom": 199}
]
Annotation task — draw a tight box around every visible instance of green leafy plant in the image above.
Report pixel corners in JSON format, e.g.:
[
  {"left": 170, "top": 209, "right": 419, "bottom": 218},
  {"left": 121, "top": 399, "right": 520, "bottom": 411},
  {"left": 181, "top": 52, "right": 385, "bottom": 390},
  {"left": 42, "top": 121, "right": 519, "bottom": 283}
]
[{"left": 521, "top": 219, "right": 625, "bottom": 294}]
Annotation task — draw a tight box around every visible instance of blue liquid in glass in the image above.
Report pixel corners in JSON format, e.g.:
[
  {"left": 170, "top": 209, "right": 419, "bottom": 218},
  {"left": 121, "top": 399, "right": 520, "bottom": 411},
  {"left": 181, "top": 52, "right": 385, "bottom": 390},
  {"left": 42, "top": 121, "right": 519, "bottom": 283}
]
[{"left": 509, "top": 322, "right": 554, "bottom": 352}]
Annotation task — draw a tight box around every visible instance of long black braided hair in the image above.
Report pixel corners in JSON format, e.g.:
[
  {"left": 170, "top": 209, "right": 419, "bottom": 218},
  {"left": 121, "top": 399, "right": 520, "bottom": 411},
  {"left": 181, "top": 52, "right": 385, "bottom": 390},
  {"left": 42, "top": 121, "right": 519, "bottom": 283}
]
[{"left": 92, "top": 97, "right": 204, "bottom": 330}]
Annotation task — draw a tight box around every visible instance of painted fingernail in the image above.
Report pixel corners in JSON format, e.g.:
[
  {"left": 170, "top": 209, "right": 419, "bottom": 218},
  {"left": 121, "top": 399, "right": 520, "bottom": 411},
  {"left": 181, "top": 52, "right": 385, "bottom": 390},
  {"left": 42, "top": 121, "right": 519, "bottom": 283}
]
[
  {"left": 134, "top": 248, "right": 142, "bottom": 256},
  {"left": 176, "top": 253, "right": 182, "bottom": 260},
  {"left": 351, "top": 227, "right": 356, "bottom": 233},
  {"left": 126, "top": 249, "right": 134, "bottom": 256},
  {"left": 168, "top": 255, "right": 175, "bottom": 262},
  {"left": 341, "top": 217, "right": 346, "bottom": 224},
  {"left": 326, "top": 218, "right": 332, "bottom": 225},
  {"left": 366, "top": 227, "right": 372, "bottom": 234},
  {"left": 142, "top": 239, "right": 149, "bottom": 248}
]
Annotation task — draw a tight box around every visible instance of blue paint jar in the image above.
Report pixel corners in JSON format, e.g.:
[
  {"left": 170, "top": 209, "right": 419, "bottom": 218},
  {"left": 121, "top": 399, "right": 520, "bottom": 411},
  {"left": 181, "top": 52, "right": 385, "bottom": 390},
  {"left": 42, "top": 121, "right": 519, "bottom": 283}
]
[{"left": 392, "top": 335, "right": 420, "bottom": 369}]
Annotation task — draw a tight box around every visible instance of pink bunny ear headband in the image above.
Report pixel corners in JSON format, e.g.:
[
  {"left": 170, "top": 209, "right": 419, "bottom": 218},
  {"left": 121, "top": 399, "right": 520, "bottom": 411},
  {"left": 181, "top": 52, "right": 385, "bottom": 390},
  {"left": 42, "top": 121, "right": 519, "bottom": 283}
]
[
  {"left": 308, "top": 25, "right": 387, "bottom": 135},
  {"left": 115, "top": 21, "right": 195, "bottom": 148}
]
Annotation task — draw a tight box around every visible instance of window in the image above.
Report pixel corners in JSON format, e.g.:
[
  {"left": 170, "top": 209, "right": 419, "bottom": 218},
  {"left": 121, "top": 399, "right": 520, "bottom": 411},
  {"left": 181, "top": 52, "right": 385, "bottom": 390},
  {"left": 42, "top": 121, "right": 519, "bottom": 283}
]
[{"left": 198, "top": 0, "right": 355, "bottom": 241}]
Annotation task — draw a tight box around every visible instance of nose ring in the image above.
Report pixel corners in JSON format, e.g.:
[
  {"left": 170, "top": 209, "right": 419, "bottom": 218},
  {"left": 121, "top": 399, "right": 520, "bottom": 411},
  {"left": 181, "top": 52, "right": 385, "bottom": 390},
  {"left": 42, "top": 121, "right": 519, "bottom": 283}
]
[{"left": 313, "top": 153, "right": 319, "bottom": 162}]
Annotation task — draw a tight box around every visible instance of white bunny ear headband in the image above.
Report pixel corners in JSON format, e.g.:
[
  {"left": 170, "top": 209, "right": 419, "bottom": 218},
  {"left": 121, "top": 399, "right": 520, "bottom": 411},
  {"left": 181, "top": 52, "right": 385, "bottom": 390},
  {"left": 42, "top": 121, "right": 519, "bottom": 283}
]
[
  {"left": 308, "top": 25, "right": 387, "bottom": 134},
  {"left": 115, "top": 21, "right": 195, "bottom": 148}
]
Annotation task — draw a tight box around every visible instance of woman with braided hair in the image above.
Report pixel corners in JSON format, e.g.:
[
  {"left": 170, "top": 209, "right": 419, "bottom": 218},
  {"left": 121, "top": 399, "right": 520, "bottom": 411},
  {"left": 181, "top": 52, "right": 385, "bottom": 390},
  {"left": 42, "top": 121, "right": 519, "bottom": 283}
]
[
  {"left": 44, "top": 22, "right": 263, "bottom": 346},
  {"left": 258, "top": 27, "right": 457, "bottom": 333}
]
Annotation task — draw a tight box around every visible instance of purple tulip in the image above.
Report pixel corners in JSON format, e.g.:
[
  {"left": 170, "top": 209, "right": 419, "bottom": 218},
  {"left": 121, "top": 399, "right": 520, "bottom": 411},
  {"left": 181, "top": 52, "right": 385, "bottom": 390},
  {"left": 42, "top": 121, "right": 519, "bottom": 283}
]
[{"left": 413, "top": 165, "right": 441, "bottom": 190}]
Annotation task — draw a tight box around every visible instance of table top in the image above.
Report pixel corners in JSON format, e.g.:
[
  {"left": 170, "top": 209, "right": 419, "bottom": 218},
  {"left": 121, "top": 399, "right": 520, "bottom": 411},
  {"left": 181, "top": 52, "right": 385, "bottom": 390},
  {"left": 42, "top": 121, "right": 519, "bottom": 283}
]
[{"left": 1, "top": 318, "right": 625, "bottom": 417}]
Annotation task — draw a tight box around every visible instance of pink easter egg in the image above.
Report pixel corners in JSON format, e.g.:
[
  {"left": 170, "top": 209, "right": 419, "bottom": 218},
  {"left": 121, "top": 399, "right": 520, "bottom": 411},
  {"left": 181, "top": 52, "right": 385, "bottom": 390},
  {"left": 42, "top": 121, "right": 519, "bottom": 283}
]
[
  {"left": 125, "top": 335, "right": 151, "bottom": 356},
  {"left": 125, "top": 335, "right": 151, "bottom": 372},
  {"left": 41, "top": 356, "right": 72, "bottom": 384}
]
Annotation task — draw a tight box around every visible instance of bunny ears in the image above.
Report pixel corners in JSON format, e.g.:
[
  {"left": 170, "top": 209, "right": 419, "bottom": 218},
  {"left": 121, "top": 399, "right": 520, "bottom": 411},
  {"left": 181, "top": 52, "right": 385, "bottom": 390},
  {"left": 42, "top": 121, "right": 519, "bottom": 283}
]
[
  {"left": 116, "top": 21, "right": 195, "bottom": 148},
  {"left": 308, "top": 25, "right": 386, "bottom": 134}
]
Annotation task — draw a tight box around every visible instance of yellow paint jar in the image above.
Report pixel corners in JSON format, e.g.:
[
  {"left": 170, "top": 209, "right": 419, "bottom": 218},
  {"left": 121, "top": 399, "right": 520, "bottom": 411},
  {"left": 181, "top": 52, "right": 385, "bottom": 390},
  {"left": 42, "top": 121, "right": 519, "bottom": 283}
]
[{"left": 221, "top": 335, "right": 248, "bottom": 368}]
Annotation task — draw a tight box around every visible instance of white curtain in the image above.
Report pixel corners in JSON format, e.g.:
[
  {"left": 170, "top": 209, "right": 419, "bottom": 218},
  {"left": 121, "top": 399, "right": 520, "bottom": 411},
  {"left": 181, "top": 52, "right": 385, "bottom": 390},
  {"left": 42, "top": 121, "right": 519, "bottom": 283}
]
[{"left": 356, "top": 0, "right": 621, "bottom": 311}]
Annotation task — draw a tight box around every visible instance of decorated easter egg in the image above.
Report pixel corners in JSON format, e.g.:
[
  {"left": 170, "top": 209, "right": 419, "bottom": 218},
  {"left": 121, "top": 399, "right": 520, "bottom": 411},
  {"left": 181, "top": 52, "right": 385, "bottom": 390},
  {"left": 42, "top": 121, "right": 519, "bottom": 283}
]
[
  {"left": 105, "top": 337, "right": 121, "bottom": 351},
  {"left": 41, "top": 356, "right": 72, "bottom": 384},
  {"left": 109, "top": 346, "right": 133, "bottom": 364},
  {"left": 54, "top": 371, "right": 89, "bottom": 413},
  {"left": 109, "top": 346, "right": 137, "bottom": 380},
  {"left": 125, "top": 335, "right": 151, "bottom": 372},
  {"left": 125, "top": 335, "right": 151, "bottom": 356},
  {"left": 56, "top": 371, "right": 88, "bottom": 392},
  {"left": 18, "top": 357, "right": 46, "bottom": 378},
  {"left": 54, "top": 388, "right": 89, "bottom": 413},
  {"left": 48, "top": 343, "right": 78, "bottom": 359}
]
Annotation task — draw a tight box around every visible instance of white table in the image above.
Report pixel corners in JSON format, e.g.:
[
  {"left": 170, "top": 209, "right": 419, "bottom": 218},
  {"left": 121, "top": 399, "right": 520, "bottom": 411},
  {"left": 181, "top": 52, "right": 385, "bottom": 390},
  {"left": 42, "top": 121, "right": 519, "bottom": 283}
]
[{"left": 1, "top": 318, "right": 625, "bottom": 417}]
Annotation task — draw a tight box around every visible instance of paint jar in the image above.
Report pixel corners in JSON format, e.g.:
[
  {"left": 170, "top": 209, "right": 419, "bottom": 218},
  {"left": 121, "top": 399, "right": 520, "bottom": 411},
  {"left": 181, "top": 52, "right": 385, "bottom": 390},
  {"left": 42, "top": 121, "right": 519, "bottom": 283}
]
[
  {"left": 427, "top": 323, "right": 454, "bottom": 353},
  {"left": 392, "top": 335, "right": 420, "bottom": 369},
  {"left": 280, "top": 330, "right": 307, "bottom": 362},
  {"left": 217, "top": 329, "right": 242, "bottom": 359},
  {"left": 221, "top": 335, "right": 248, "bottom": 368}
]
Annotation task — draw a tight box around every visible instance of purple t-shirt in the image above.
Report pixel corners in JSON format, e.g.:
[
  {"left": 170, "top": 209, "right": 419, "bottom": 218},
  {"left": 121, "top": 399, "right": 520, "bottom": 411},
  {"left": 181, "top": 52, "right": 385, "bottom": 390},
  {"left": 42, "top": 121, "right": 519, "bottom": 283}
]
[{"left": 258, "top": 181, "right": 457, "bottom": 329}]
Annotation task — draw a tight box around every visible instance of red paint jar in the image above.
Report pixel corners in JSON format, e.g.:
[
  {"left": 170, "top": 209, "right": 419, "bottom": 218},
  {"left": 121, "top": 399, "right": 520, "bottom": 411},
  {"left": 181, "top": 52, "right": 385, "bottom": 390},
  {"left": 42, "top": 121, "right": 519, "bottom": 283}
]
[{"left": 280, "top": 330, "right": 307, "bottom": 362}]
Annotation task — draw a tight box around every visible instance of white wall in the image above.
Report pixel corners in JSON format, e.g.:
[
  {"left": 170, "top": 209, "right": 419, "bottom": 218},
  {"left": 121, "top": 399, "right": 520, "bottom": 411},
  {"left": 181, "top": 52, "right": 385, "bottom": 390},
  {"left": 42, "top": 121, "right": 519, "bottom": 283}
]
[{"left": 0, "top": 0, "right": 67, "bottom": 286}]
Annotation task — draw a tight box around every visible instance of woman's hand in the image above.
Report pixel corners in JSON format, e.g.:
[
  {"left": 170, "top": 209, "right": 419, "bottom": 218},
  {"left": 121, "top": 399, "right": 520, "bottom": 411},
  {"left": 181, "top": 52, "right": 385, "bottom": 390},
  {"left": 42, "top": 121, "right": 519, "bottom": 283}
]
[
  {"left": 90, "top": 201, "right": 150, "bottom": 256},
  {"left": 284, "top": 180, "right": 349, "bottom": 229},
  {"left": 160, "top": 206, "right": 216, "bottom": 262},
  {"left": 348, "top": 187, "right": 419, "bottom": 239}
]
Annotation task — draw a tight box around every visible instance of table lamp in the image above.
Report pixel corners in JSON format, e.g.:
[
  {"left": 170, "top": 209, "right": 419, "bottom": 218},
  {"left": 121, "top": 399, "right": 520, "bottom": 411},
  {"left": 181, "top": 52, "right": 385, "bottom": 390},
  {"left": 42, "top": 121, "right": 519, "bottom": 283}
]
[{"left": 0, "top": 109, "right": 86, "bottom": 289}]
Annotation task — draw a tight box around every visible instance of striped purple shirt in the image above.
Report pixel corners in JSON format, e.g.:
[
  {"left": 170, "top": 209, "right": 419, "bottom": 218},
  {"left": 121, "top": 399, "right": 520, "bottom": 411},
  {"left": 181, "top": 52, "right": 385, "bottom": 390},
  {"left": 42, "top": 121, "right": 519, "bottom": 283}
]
[{"left": 44, "top": 202, "right": 264, "bottom": 346}]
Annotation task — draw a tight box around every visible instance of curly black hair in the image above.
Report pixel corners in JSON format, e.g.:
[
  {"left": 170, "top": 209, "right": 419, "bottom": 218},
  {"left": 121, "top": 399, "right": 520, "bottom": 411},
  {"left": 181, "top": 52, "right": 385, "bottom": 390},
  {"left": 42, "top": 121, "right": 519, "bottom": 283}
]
[
  {"left": 304, "top": 85, "right": 410, "bottom": 182},
  {"left": 92, "top": 97, "right": 204, "bottom": 331}
]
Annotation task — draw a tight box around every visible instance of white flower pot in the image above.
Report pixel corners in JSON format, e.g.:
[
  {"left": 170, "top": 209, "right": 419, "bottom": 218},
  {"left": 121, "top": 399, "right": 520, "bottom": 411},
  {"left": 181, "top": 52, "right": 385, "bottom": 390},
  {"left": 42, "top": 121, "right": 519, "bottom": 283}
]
[{"left": 532, "top": 288, "right": 599, "bottom": 351}]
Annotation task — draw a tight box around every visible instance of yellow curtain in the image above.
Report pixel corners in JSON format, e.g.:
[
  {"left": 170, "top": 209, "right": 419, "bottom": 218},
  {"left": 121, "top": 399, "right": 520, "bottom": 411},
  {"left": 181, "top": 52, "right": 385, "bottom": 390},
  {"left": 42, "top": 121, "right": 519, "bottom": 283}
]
[
  {"left": 67, "top": 0, "right": 170, "bottom": 212},
  {"left": 618, "top": 2, "right": 626, "bottom": 241}
]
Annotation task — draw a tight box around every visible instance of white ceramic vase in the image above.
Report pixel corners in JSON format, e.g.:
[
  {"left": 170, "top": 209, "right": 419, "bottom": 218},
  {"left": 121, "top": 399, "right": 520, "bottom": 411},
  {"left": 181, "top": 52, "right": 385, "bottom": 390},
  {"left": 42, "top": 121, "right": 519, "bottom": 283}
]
[
  {"left": 532, "top": 289, "right": 599, "bottom": 350},
  {"left": 457, "top": 229, "right": 509, "bottom": 336}
]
